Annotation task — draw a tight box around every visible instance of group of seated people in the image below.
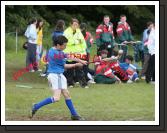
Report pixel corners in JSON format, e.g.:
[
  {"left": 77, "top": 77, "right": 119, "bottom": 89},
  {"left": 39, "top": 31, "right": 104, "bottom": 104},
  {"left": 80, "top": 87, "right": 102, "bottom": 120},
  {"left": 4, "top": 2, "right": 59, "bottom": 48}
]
[{"left": 94, "top": 49, "right": 139, "bottom": 84}]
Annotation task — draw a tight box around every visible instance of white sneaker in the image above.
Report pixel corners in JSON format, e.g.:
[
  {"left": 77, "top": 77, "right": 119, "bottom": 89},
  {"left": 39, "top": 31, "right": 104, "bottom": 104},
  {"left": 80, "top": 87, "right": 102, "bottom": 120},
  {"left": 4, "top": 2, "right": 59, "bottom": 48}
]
[
  {"left": 84, "top": 86, "right": 89, "bottom": 89},
  {"left": 75, "top": 82, "right": 79, "bottom": 85},
  {"left": 40, "top": 73, "right": 46, "bottom": 77},
  {"left": 69, "top": 85, "right": 74, "bottom": 88},
  {"left": 88, "top": 79, "right": 96, "bottom": 84},
  {"left": 127, "top": 79, "right": 133, "bottom": 83},
  {"left": 38, "top": 69, "right": 42, "bottom": 72},
  {"left": 29, "top": 70, "right": 35, "bottom": 72},
  {"left": 141, "top": 76, "right": 145, "bottom": 80},
  {"left": 135, "top": 78, "right": 139, "bottom": 82}
]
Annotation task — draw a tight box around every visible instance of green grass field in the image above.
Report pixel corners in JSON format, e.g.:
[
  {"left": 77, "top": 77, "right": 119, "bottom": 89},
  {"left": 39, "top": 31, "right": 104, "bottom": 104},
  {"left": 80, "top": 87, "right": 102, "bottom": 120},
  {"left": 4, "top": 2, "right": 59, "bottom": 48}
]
[{"left": 5, "top": 38, "right": 155, "bottom": 121}]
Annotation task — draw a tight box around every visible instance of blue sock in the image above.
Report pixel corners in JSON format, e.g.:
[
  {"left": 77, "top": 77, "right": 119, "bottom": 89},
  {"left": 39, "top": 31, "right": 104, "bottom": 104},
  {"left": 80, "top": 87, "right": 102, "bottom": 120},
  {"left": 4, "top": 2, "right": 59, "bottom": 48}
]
[
  {"left": 34, "top": 97, "right": 55, "bottom": 110},
  {"left": 65, "top": 99, "right": 78, "bottom": 116}
]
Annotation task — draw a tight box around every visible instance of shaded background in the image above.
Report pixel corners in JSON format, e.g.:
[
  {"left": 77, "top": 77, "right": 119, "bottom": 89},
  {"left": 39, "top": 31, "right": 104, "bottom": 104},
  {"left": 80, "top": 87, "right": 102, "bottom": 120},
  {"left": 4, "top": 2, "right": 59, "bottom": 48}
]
[
  {"left": 5, "top": 5, "right": 155, "bottom": 51},
  {"left": 5, "top": 5, "right": 155, "bottom": 35}
]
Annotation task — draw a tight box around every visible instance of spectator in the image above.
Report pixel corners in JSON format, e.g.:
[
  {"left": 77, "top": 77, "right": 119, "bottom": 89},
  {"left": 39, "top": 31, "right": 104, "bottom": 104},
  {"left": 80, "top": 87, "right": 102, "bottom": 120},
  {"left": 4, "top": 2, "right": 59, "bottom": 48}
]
[
  {"left": 36, "top": 19, "right": 44, "bottom": 71},
  {"left": 94, "top": 50, "right": 121, "bottom": 84},
  {"left": 40, "top": 19, "right": 65, "bottom": 77},
  {"left": 145, "top": 23, "right": 155, "bottom": 84},
  {"left": 80, "top": 23, "right": 95, "bottom": 83},
  {"left": 24, "top": 17, "right": 38, "bottom": 72},
  {"left": 96, "top": 15, "right": 115, "bottom": 57},
  {"left": 63, "top": 18, "right": 88, "bottom": 88},
  {"left": 52, "top": 19, "right": 65, "bottom": 43},
  {"left": 120, "top": 55, "right": 139, "bottom": 82},
  {"left": 116, "top": 15, "right": 134, "bottom": 63},
  {"left": 141, "top": 21, "right": 154, "bottom": 79}
]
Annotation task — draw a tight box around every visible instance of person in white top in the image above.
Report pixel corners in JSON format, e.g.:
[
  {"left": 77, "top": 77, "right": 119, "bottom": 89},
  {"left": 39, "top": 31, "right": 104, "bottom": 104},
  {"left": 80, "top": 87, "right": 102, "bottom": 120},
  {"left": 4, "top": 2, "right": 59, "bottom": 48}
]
[
  {"left": 144, "top": 24, "right": 155, "bottom": 83},
  {"left": 24, "top": 18, "right": 38, "bottom": 72}
]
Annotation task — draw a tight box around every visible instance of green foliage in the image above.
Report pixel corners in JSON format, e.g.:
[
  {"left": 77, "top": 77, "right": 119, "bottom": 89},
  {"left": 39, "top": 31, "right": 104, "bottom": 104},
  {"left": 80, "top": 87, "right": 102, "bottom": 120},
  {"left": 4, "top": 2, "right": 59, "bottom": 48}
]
[{"left": 5, "top": 5, "right": 155, "bottom": 39}]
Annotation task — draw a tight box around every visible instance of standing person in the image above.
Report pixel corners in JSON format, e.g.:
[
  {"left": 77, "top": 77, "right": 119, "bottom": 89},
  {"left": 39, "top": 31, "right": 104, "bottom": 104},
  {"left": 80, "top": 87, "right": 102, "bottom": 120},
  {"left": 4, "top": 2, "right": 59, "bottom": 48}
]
[
  {"left": 31, "top": 35, "right": 87, "bottom": 120},
  {"left": 116, "top": 15, "right": 134, "bottom": 63},
  {"left": 52, "top": 20, "right": 65, "bottom": 42},
  {"left": 36, "top": 19, "right": 44, "bottom": 71},
  {"left": 141, "top": 21, "right": 154, "bottom": 79},
  {"left": 96, "top": 15, "right": 115, "bottom": 57},
  {"left": 80, "top": 23, "right": 95, "bottom": 83},
  {"left": 63, "top": 18, "right": 88, "bottom": 88},
  {"left": 24, "top": 17, "right": 38, "bottom": 72},
  {"left": 40, "top": 20, "right": 65, "bottom": 77},
  {"left": 80, "top": 23, "right": 93, "bottom": 62},
  {"left": 145, "top": 24, "right": 155, "bottom": 83}
]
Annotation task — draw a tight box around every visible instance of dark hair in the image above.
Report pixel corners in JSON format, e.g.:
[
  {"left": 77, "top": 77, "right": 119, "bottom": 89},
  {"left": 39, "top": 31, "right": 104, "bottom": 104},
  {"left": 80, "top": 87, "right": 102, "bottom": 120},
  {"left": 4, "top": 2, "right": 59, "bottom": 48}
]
[
  {"left": 53, "top": 35, "right": 68, "bottom": 46},
  {"left": 125, "top": 55, "right": 133, "bottom": 62},
  {"left": 71, "top": 18, "right": 79, "bottom": 24},
  {"left": 55, "top": 19, "right": 65, "bottom": 32},
  {"left": 147, "top": 21, "right": 153, "bottom": 27},
  {"left": 80, "top": 23, "right": 87, "bottom": 30},
  {"left": 28, "top": 17, "right": 37, "bottom": 25},
  {"left": 120, "top": 14, "right": 126, "bottom": 18},
  {"left": 113, "top": 50, "right": 118, "bottom": 56},
  {"left": 100, "top": 49, "right": 108, "bottom": 55},
  {"left": 36, "top": 19, "right": 43, "bottom": 30}
]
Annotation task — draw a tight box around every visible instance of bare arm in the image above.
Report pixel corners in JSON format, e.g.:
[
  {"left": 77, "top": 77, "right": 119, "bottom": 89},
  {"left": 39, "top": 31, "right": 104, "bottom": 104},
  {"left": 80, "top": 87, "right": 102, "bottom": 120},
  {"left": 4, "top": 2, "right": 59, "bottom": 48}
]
[
  {"left": 64, "top": 64, "right": 76, "bottom": 69},
  {"left": 67, "top": 56, "right": 87, "bottom": 65},
  {"left": 64, "top": 63, "right": 84, "bottom": 69},
  {"left": 102, "top": 57, "right": 118, "bottom": 62}
]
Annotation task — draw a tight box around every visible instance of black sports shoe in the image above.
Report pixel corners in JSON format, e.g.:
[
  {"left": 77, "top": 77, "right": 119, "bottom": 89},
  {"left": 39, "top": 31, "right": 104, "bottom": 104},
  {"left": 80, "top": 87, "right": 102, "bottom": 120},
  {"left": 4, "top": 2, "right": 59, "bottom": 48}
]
[
  {"left": 71, "top": 115, "right": 85, "bottom": 121},
  {"left": 30, "top": 105, "right": 37, "bottom": 118}
]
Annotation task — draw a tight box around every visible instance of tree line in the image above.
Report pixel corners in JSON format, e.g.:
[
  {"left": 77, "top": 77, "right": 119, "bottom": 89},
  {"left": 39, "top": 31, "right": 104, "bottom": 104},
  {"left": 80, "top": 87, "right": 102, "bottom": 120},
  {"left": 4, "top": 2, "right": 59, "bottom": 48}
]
[{"left": 5, "top": 5, "right": 155, "bottom": 36}]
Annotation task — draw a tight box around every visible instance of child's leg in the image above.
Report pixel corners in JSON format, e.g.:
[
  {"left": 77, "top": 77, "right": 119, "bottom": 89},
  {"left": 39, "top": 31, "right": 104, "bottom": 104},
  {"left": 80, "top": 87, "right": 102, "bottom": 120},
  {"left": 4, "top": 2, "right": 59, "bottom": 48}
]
[
  {"left": 32, "top": 74, "right": 61, "bottom": 114},
  {"left": 33, "top": 89, "right": 61, "bottom": 111},
  {"left": 60, "top": 74, "right": 79, "bottom": 116},
  {"left": 132, "top": 72, "right": 139, "bottom": 81},
  {"left": 61, "top": 89, "right": 79, "bottom": 116}
]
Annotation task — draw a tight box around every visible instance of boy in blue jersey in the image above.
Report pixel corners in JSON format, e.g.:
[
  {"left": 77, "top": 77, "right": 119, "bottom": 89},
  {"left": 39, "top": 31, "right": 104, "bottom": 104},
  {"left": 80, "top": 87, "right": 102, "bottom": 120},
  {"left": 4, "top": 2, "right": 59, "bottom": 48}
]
[
  {"left": 31, "top": 35, "right": 87, "bottom": 120},
  {"left": 119, "top": 55, "right": 139, "bottom": 82}
]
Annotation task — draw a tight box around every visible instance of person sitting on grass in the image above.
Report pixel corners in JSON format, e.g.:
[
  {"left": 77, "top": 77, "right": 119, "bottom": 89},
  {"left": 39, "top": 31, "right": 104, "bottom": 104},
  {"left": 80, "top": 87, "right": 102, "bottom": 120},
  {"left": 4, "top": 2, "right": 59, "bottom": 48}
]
[
  {"left": 94, "top": 50, "right": 121, "bottom": 84},
  {"left": 119, "top": 55, "right": 139, "bottom": 82},
  {"left": 31, "top": 35, "right": 87, "bottom": 120},
  {"left": 96, "top": 50, "right": 130, "bottom": 83}
]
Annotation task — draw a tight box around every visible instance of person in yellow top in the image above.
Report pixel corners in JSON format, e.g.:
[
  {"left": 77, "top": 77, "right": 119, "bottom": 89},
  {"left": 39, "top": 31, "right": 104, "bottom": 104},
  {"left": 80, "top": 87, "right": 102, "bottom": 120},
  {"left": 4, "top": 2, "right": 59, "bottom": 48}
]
[
  {"left": 63, "top": 18, "right": 88, "bottom": 88},
  {"left": 63, "top": 19, "right": 87, "bottom": 57},
  {"left": 36, "top": 19, "right": 44, "bottom": 71}
]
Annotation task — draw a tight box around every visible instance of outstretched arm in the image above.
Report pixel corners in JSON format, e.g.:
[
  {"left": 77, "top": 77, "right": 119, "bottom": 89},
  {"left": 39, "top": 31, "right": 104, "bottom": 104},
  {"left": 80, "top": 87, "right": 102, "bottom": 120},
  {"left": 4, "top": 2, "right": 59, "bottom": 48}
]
[
  {"left": 67, "top": 56, "right": 87, "bottom": 65},
  {"left": 64, "top": 63, "right": 84, "bottom": 69}
]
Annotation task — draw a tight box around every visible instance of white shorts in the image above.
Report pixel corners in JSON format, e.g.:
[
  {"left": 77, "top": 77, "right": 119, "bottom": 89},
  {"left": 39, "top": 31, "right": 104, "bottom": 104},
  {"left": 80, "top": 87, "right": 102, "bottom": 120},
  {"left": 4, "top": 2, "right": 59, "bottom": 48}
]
[{"left": 47, "top": 73, "right": 67, "bottom": 90}]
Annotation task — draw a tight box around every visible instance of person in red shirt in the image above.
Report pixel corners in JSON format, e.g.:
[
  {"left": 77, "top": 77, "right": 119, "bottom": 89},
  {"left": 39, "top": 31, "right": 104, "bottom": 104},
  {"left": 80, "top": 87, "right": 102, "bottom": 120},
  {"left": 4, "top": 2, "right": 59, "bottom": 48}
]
[
  {"left": 96, "top": 15, "right": 115, "bottom": 57},
  {"left": 116, "top": 15, "right": 134, "bottom": 62},
  {"left": 94, "top": 50, "right": 121, "bottom": 84}
]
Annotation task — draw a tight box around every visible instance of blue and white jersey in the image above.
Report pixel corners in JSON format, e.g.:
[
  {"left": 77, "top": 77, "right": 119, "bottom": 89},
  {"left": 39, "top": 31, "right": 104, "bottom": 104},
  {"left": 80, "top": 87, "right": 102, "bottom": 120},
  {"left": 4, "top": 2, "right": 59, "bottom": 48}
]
[
  {"left": 47, "top": 47, "right": 67, "bottom": 74},
  {"left": 120, "top": 63, "right": 136, "bottom": 75}
]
